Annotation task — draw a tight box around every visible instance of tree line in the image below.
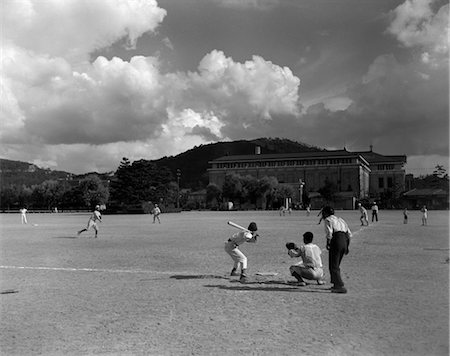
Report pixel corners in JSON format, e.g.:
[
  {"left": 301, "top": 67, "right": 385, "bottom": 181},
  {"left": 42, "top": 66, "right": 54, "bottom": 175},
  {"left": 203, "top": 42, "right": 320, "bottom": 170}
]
[{"left": 1, "top": 158, "right": 447, "bottom": 212}]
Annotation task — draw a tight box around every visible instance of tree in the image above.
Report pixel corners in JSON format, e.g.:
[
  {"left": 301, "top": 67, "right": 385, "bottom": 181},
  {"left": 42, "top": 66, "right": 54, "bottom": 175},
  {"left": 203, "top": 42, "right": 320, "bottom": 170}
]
[
  {"left": 109, "top": 158, "right": 174, "bottom": 207},
  {"left": 318, "top": 178, "right": 338, "bottom": 203},
  {"left": 77, "top": 175, "right": 109, "bottom": 208},
  {"left": 222, "top": 174, "right": 243, "bottom": 205},
  {"left": 206, "top": 183, "right": 222, "bottom": 208},
  {"left": 271, "top": 183, "right": 295, "bottom": 209},
  {"left": 433, "top": 164, "right": 448, "bottom": 179},
  {"left": 258, "top": 176, "right": 278, "bottom": 209}
]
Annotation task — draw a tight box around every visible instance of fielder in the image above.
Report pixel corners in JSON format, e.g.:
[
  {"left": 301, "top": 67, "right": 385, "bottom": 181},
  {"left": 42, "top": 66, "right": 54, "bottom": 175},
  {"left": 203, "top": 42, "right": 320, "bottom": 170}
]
[
  {"left": 152, "top": 204, "right": 161, "bottom": 224},
  {"left": 358, "top": 203, "right": 369, "bottom": 226},
  {"left": 286, "top": 232, "right": 325, "bottom": 286},
  {"left": 20, "top": 207, "right": 28, "bottom": 224},
  {"left": 77, "top": 205, "right": 102, "bottom": 238},
  {"left": 224, "top": 222, "right": 258, "bottom": 282}
]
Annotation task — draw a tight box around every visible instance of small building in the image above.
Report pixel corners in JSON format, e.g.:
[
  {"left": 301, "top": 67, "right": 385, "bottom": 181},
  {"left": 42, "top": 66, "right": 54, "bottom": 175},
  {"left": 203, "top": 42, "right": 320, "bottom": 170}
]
[{"left": 402, "top": 188, "right": 449, "bottom": 210}]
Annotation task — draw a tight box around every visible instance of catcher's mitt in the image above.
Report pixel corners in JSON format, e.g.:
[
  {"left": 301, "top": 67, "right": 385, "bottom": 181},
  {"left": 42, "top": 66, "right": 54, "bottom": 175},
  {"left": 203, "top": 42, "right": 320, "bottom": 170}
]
[{"left": 285, "top": 242, "right": 298, "bottom": 250}]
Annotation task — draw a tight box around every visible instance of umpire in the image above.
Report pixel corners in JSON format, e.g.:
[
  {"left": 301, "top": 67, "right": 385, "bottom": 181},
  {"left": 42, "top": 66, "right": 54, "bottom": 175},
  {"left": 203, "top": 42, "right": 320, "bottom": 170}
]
[{"left": 321, "top": 206, "right": 352, "bottom": 294}]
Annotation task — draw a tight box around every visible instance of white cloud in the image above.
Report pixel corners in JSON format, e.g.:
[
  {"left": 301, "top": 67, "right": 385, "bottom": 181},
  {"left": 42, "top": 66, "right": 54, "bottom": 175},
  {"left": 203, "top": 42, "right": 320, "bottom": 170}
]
[
  {"left": 1, "top": 0, "right": 167, "bottom": 62},
  {"left": 387, "top": 0, "right": 449, "bottom": 67},
  {"left": 0, "top": 2, "right": 302, "bottom": 173}
]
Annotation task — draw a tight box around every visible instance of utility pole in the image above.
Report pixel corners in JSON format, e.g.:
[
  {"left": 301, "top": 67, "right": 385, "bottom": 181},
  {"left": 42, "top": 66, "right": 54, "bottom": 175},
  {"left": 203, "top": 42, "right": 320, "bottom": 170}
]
[
  {"left": 176, "top": 169, "right": 181, "bottom": 209},
  {"left": 299, "top": 179, "right": 305, "bottom": 208}
]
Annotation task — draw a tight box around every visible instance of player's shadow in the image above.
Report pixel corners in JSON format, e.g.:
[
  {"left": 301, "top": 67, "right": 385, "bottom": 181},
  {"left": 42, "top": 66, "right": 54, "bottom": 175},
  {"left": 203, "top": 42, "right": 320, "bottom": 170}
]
[
  {"left": 204, "top": 284, "right": 330, "bottom": 293},
  {"left": 170, "top": 274, "right": 229, "bottom": 280},
  {"left": 53, "top": 235, "right": 79, "bottom": 239}
]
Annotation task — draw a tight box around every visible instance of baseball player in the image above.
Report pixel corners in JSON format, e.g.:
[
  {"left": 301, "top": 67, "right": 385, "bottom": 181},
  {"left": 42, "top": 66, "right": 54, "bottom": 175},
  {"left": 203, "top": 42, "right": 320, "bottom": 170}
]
[
  {"left": 358, "top": 203, "right": 369, "bottom": 226},
  {"left": 77, "top": 205, "right": 102, "bottom": 238},
  {"left": 152, "top": 204, "right": 161, "bottom": 223},
  {"left": 20, "top": 207, "right": 28, "bottom": 224},
  {"left": 224, "top": 222, "right": 258, "bottom": 282},
  {"left": 286, "top": 231, "right": 325, "bottom": 286}
]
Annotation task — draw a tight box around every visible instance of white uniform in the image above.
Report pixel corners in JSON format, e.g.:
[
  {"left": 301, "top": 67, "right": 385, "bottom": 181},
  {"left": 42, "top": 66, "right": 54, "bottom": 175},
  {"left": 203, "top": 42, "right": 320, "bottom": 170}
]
[
  {"left": 78, "top": 209, "right": 101, "bottom": 237},
  {"left": 20, "top": 208, "right": 28, "bottom": 224},
  {"left": 224, "top": 230, "right": 256, "bottom": 270},
  {"left": 86, "top": 210, "right": 101, "bottom": 231},
  {"left": 289, "top": 243, "right": 324, "bottom": 281}
]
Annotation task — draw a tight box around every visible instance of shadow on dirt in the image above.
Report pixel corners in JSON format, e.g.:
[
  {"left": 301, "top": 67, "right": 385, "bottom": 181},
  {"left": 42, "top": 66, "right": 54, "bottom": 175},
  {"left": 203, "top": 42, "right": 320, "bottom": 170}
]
[
  {"left": 170, "top": 274, "right": 229, "bottom": 280},
  {"left": 52, "top": 236, "right": 79, "bottom": 239},
  {"left": 204, "top": 284, "right": 330, "bottom": 293}
]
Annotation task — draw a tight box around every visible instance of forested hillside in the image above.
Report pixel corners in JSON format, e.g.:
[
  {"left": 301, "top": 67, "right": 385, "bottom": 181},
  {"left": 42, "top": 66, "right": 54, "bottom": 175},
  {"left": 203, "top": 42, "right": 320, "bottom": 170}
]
[
  {"left": 1, "top": 138, "right": 322, "bottom": 190},
  {"left": 0, "top": 159, "right": 73, "bottom": 188}
]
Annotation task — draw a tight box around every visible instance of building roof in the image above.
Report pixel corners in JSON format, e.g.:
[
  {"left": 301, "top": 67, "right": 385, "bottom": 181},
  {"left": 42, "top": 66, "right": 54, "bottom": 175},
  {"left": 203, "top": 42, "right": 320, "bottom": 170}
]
[
  {"left": 211, "top": 149, "right": 367, "bottom": 163},
  {"left": 354, "top": 151, "right": 407, "bottom": 164},
  {"left": 403, "top": 188, "right": 448, "bottom": 197}
]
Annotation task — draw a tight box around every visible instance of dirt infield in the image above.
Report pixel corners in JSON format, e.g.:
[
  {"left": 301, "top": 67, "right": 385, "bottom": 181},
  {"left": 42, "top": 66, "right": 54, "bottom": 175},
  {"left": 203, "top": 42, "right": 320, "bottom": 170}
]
[{"left": 1, "top": 210, "right": 448, "bottom": 355}]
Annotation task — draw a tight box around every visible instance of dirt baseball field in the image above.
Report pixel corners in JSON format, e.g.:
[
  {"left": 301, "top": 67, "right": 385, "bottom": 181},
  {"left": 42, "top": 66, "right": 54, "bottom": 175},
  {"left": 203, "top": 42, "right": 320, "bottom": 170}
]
[{"left": 0, "top": 209, "right": 448, "bottom": 355}]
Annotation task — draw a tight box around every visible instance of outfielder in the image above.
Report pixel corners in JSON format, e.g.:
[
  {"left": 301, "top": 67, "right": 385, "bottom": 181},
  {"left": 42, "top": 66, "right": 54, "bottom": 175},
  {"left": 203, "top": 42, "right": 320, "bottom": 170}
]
[
  {"left": 286, "top": 232, "right": 325, "bottom": 286},
  {"left": 152, "top": 204, "right": 161, "bottom": 224},
  {"left": 224, "top": 222, "right": 258, "bottom": 282},
  {"left": 77, "top": 205, "right": 102, "bottom": 238},
  {"left": 20, "top": 207, "right": 28, "bottom": 224}
]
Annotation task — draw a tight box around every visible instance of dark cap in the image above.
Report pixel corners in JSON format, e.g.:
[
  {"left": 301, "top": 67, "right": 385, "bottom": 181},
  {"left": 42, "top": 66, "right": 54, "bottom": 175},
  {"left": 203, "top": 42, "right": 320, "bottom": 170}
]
[
  {"left": 303, "top": 231, "right": 314, "bottom": 243},
  {"left": 322, "top": 206, "right": 334, "bottom": 217},
  {"left": 248, "top": 222, "right": 258, "bottom": 232}
]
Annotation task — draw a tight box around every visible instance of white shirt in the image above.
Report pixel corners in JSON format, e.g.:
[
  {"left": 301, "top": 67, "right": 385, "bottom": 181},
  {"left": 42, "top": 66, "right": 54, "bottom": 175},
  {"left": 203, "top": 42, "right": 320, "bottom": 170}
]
[
  {"left": 324, "top": 215, "right": 352, "bottom": 240},
  {"left": 228, "top": 230, "right": 256, "bottom": 246},
  {"left": 297, "top": 243, "right": 323, "bottom": 268},
  {"left": 90, "top": 210, "right": 101, "bottom": 222}
]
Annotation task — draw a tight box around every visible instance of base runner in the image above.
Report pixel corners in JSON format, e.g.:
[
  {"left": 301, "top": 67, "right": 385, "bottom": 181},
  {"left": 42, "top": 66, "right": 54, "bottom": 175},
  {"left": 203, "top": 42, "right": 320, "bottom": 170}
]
[{"left": 224, "top": 222, "right": 258, "bottom": 283}]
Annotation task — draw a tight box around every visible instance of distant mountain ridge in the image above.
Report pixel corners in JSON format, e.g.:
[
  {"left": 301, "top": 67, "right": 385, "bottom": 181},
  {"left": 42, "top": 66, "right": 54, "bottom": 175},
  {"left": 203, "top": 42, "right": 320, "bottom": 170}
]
[{"left": 1, "top": 138, "right": 324, "bottom": 189}]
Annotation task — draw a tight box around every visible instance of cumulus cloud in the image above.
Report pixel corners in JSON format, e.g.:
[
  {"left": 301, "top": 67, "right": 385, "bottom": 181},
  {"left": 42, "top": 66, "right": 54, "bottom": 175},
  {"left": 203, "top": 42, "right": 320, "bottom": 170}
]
[
  {"left": 0, "top": 1, "right": 301, "bottom": 173},
  {"left": 1, "top": 0, "right": 167, "bottom": 62},
  {"left": 386, "top": 0, "right": 449, "bottom": 67}
]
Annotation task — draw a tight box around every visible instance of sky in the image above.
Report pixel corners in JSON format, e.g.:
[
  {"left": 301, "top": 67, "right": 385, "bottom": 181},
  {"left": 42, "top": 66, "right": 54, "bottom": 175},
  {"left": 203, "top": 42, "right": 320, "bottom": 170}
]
[{"left": 1, "top": 0, "right": 448, "bottom": 176}]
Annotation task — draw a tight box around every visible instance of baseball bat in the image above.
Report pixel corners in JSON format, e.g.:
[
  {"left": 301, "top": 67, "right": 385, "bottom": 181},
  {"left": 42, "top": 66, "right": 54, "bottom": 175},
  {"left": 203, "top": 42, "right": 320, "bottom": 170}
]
[{"left": 227, "top": 221, "right": 249, "bottom": 232}]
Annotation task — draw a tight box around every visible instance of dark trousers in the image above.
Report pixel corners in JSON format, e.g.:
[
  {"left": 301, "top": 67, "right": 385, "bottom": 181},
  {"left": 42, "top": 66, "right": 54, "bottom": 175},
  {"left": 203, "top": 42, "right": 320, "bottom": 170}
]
[
  {"left": 372, "top": 211, "right": 378, "bottom": 222},
  {"left": 329, "top": 231, "right": 348, "bottom": 288}
]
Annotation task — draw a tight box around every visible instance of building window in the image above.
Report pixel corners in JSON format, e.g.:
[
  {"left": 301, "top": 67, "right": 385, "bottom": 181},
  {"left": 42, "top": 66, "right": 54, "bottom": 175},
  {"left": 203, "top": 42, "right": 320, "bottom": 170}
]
[
  {"left": 387, "top": 177, "right": 393, "bottom": 188},
  {"left": 378, "top": 177, "right": 384, "bottom": 188}
]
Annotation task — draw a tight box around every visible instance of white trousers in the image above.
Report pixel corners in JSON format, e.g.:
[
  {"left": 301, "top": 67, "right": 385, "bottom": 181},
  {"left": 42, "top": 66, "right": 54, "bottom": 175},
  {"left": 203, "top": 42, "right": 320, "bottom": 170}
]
[{"left": 224, "top": 242, "right": 247, "bottom": 270}]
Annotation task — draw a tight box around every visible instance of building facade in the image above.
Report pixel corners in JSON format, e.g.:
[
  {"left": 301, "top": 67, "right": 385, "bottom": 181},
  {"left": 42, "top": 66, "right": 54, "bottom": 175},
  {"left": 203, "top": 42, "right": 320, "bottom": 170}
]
[
  {"left": 355, "top": 149, "right": 407, "bottom": 199},
  {"left": 208, "top": 146, "right": 407, "bottom": 208}
]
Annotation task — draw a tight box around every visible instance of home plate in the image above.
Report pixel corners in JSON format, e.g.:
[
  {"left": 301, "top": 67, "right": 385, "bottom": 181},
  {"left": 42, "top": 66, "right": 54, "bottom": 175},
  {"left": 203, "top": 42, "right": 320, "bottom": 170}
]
[{"left": 255, "top": 272, "right": 279, "bottom": 276}]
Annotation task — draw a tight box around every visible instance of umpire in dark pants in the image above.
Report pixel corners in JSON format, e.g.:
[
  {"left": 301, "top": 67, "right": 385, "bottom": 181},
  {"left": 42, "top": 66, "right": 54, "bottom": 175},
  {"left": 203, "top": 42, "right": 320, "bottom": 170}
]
[{"left": 321, "top": 206, "right": 352, "bottom": 294}]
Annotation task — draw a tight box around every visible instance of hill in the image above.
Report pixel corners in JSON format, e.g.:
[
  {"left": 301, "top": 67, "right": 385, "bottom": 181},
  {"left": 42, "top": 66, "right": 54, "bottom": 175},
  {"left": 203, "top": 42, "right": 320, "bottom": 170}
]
[
  {"left": 0, "top": 158, "right": 74, "bottom": 188},
  {"left": 0, "top": 138, "right": 323, "bottom": 190}
]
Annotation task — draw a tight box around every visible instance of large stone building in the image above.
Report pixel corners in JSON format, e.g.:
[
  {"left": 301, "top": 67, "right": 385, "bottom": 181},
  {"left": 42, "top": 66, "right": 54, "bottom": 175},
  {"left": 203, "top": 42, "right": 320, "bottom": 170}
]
[{"left": 208, "top": 146, "right": 407, "bottom": 209}]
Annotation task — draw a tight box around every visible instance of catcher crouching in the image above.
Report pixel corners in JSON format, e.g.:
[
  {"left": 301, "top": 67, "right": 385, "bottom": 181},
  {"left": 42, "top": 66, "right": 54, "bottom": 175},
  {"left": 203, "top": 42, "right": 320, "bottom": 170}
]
[{"left": 286, "top": 231, "right": 325, "bottom": 286}]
